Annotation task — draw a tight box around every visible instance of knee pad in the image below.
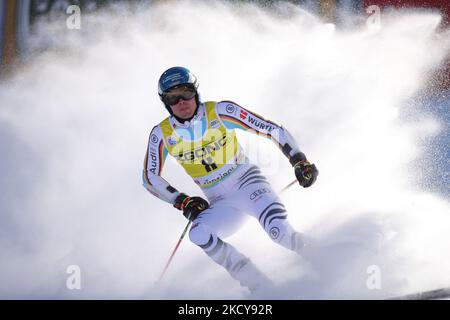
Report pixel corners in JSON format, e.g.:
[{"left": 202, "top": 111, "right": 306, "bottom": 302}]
[
  {"left": 189, "top": 222, "right": 215, "bottom": 247},
  {"left": 266, "top": 219, "right": 296, "bottom": 245}
]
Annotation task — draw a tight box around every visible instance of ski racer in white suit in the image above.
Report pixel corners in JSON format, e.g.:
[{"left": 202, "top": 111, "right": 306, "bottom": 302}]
[{"left": 143, "top": 67, "right": 319, "bottom": 293}]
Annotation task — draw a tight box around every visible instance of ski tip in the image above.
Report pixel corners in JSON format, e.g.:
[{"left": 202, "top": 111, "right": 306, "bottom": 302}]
[{"left": 387, "top": 287, "right": 450, "bottom": 300}]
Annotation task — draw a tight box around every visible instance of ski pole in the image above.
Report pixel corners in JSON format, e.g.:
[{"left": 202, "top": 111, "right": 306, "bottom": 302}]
[
  {"left": 157, "top": 179, "right": 298, "bottom": 282},
  {"left": 280, "top": 179, "right": 298, "bottom": 193},
  {"left": 157, "top": 218, "right": 192, "bottom": 282}
]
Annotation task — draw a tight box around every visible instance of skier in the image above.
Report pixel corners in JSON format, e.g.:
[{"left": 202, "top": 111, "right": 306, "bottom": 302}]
[{"left": 143, "top": 66, "right": 319, "bottom": 293}]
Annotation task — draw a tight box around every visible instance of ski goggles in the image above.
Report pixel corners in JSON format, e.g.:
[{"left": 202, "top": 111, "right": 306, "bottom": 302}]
[{"left": 161, "top": 86, "right": 197, "bottom": 106}]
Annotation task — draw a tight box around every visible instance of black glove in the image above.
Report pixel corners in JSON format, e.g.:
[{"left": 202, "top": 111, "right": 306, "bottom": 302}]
[
  {"left": 291, "top": 152, "right": 319, "bottom": 188},
  {"left": 174, "top": 193, "right": 209, "bottom": 221}
]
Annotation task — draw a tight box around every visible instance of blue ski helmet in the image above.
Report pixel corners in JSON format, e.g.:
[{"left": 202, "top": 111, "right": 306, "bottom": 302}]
[{"left": 158, "top": 66, "right": 200, "bottom": 114}]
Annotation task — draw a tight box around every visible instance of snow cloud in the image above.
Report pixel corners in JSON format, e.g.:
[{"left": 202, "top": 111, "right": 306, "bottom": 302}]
[{"left": 0, "top": 0, "right": 449, "bottom": 299}]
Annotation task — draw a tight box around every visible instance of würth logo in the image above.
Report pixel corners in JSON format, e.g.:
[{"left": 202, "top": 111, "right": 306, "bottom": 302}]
[
  {"left": 247, "top": 116, "right": 275, "bottom": 132},
  {"left": 240, "top": 110, "right": 248, "bottom": 120}
]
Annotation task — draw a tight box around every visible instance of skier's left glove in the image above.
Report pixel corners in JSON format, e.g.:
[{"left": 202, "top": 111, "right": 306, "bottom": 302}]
[
  {"left": 291, "top": 152, "right": 319, "bottom": 188},
  {"left": 174, "top": 193, "right": 209, "bottom": 221}
]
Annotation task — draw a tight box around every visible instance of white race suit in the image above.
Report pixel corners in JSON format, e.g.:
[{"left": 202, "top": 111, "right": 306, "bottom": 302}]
[{"left": 143, "top": 101, "right": 306, "bottom": 291}]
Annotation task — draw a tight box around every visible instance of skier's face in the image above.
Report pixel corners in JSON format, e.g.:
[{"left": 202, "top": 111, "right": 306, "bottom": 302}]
[{"left": 170, "top": 97, "right": 197, "bottom": 119}]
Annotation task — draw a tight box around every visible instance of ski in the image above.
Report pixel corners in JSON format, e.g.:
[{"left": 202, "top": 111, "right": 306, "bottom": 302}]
[{"left": 387, "top": 286, "right": 450, "bottom": 300}]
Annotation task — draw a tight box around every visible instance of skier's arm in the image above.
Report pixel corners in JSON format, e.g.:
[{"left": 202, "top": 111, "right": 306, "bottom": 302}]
[
  {"left": 216, "top": 101, "right": 303, "bottom": 165},
  {"left": 142, "top": 126, "right": 181, "bottom": 204},
  {"left": 217, "top": 101, "right": 319, "bottom": 187}
]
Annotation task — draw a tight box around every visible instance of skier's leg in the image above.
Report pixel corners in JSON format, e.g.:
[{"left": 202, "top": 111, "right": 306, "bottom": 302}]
[
  {"left": 235, "top": 173, "right": 306, "bottom": 253},
  {"left": 257, "top": 200, "right": 306, "bottom": 253},
  {"left": 188, "top": 202, "right": 273, "bottom": 291}
]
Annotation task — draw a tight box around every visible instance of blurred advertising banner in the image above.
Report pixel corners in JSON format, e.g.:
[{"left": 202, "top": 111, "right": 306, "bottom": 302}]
[
  {"left": 0, "top": 0, "right": 149, "bottom": 75},
  {"left": 1, "top": 0, "right": 449, "bottom": 84}
]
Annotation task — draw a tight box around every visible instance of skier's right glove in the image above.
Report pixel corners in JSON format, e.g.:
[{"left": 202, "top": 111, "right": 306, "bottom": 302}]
[
  {"left": 174, "top": 193, "right": 209, "bottom": 221},
  {"left": 291, "top": 152, "right": 319, "bottom": 188}
]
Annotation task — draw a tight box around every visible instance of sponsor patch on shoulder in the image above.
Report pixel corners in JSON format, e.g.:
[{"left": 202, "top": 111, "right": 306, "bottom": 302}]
[
  {"left": 225, "top": 104, "right": 235, "bottom": 114},
  {"left": 167, "top": 136, "right": 178, "bottom": 146},
  {"left": 210, "top": 119, "right": 220, "bottom": 129}
]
